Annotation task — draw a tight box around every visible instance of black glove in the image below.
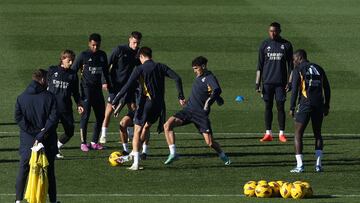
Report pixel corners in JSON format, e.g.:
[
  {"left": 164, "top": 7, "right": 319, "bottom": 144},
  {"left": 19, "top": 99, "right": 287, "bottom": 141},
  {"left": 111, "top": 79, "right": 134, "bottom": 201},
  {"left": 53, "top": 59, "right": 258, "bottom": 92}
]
[
  {"left": 255, "top": 83, "right": 261, "bottom": 92},
  {"left": 286, "top": 82, "right": 292, "bottom": 92},
  {"left": 324, "top": 107, "right": 329, "bottom": 116},
  {"left": 216, "top": 97, "right": 224, "bottom": 106}
]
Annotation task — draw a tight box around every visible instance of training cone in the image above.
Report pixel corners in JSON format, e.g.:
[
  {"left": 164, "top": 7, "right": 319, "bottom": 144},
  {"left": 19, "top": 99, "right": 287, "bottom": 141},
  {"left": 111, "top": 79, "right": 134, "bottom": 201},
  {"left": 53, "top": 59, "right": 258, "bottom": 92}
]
[{"left": 235, "top": 95, "right": 244, "bottom": 102}]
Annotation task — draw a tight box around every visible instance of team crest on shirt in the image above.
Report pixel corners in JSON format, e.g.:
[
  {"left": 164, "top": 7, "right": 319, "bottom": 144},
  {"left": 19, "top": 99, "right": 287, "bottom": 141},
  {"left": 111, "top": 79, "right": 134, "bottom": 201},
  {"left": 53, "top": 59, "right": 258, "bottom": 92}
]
[
  {"left": 88, "top": 58, "right": 92, "bottom": 62},
  {"left": 100, "top": 57, "right": 104, "bottom": 62},
  {"left": 281, "top": 44, "right": 285, "bottom": 49},
  {"left": 201, "top": 77, "right": 206, "bottom": 82},
  {"left": 266, "top": 46, "right": 271, "bottom": 51},
  {"left": 54, "top": 72, "right": 58, "bottom": 77}
]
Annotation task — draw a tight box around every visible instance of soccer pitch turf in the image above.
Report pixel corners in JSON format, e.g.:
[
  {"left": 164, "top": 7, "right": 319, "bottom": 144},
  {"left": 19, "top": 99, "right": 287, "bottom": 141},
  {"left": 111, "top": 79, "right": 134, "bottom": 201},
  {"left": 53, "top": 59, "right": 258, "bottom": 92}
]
[{"left": 0, "top": 0, "right": 360, "bottom": 202}]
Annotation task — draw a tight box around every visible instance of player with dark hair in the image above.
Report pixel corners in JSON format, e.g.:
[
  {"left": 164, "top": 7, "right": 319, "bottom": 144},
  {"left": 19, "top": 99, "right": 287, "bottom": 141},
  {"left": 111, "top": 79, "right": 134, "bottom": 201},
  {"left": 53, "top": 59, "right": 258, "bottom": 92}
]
[
  {"left": 72, "top": 33, "right": 110, "bottom": 151},
  {"left": 289, "top": 49, "right": 331, "bottom": 173},
  {"left": 256, "top": 22, "right": 293, "bottom": 142},
  {"left": 163, "top": 56, "right": 231, "bottom": 165},
  {"left": 15, "top": 69, "right": 59, "bottom": 203},
  {"left": 47, "top": 50, "right": 84, "bottom": 158},
  {"left": 112, "top": 46, "right": 185, "bottom": 170},
  {"left": 100, "top": 31, "right": 142, "bottom": 155}
]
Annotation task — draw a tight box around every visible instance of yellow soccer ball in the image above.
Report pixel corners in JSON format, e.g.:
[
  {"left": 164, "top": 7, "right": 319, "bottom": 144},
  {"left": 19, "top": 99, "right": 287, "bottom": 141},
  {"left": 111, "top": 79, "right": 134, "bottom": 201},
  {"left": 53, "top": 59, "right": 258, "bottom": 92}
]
[
  {"left": 301, "top": 182, "right": 313, "bottom": 198},
  {"left": 280, "top": 182, "right": 293, "bottom": 198},
  {"left": 291, "top": 183, "right": 306, "bottom": 199},
  {"left": 255, "top": 184, "right": 272, "bottom": 198},
  {"left": 243, "top": 181, "right": 257, "bottom": 197},
  {"left": 268, "top": 181, "right": 281, "bottom": 197},
  {"left": 257, "top": 180, "right": 268, "bottom": 186},
  {"left": 108, "top": 151, "right": 123, "bottom": 166}
]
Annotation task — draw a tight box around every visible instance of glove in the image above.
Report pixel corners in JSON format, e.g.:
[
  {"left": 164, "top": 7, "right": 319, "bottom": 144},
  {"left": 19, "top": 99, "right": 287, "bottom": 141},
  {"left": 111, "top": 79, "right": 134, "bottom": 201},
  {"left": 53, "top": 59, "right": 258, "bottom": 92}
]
[
  {"left": 255, "top": 83, "right": 261, "bottom": 92},
  {"left": 286, "top": 82, "right": 292, "bottom": 92},
  {"left": 216, "top": 97, "right": 224, "bottom": 106}
]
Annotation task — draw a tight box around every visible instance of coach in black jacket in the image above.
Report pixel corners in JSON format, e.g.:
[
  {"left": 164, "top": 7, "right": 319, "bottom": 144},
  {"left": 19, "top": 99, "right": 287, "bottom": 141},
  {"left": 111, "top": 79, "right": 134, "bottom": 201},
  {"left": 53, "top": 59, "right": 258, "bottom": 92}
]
[{"left": 14, "top": 69, "right": 59, "bottom": 203}]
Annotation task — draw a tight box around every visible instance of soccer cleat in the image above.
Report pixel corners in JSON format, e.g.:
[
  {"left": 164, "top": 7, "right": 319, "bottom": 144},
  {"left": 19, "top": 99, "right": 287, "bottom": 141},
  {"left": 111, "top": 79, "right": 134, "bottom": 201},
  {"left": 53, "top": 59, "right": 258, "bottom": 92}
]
[
  {"left": 164, "top": 154, "right": 179, "bottom": 165},
  {"left": 140, "top": 153, "right": 147, "bottom": 160},
  {"left": 221, "top": 156, "right": 231, "bottom": 165},
  {"left": 80, "top": 143, "right": 89, "bottom": 152},
  {"left": 99, "top": 135, "right": 107, "bottom": 144},
  {"left": 127, "top": 164, "right": 144, "bottom": 171},
  {"left": 279, "top": 134, "right": 287, "bottom": 142},
  {"left": 91, "top": 143, "right": 104, "bottom": 150},
  {"left": 260, "top": 134, "right": 273, "bottom": 142},
  {"left": 315, "top": 165, "right": 323, "bottom": 172},
  {"left": 290, "top": 166, "right": 304, "bottom": 173}
]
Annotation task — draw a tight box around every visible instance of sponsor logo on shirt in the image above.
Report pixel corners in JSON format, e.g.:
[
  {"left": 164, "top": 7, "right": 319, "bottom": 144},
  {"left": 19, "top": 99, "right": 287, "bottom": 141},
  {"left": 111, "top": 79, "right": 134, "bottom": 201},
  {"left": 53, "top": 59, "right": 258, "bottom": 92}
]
[
  {"left": 54, "top": 72, "right": 58, "bottom": 77},
  {"left": 88, "top": 58, "right": 93, "bottom": 62},
  {"left": 267, "top": 46, "right": 271, "bottom": 51},
  {"left": 52, "top": 79, "right": 69, "bottom": 89},
  {"left": 281, "top": 44, "right": 285, "bottom": 50},
  {"left": 267, "top": 52, "right": 283, "bottom": 60},
  {"left": 88, "top": 66, "right": 103, "bottom": 74}
]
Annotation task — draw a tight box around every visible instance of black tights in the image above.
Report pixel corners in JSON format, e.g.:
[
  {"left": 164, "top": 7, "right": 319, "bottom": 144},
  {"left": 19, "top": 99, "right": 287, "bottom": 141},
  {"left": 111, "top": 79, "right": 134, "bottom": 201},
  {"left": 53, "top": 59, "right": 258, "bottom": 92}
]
[{"left": 265, "top": 100, "right": 285, "bottom": 131}]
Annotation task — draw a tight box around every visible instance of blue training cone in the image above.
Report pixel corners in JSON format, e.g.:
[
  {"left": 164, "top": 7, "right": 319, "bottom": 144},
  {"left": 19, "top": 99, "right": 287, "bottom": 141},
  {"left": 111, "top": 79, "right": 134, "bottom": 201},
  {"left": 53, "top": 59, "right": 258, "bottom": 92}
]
[{"left": 235, "top": 95, "right": 244, "bottom": 102}]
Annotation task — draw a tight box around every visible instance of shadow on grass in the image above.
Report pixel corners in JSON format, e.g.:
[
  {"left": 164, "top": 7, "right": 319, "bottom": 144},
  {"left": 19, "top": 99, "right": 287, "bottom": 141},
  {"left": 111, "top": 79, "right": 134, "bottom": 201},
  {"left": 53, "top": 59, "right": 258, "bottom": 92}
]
[{"left": 0, "top": 159, "right": 18, "bottom": 163}]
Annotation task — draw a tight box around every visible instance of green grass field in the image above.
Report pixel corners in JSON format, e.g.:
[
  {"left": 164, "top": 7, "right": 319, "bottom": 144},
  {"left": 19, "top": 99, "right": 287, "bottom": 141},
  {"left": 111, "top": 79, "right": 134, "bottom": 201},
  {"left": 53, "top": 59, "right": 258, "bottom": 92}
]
[{"left": 1, "top": 0, "right": 359, "bottom": 202}]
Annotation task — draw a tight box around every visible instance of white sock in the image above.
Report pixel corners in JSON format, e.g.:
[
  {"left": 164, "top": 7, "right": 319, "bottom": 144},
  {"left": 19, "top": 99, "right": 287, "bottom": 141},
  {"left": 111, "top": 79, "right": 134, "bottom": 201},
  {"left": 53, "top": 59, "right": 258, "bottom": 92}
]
[
  {"left": 101, "top": 127, "right": 107, "bottom": 137},
  {"left": 169, "top": 144, "right": 176, "bottom": 155},
  {"left": 266, "top": 130, "right": 272, "bottom": 135},
  {"left": 122, "top": 143, "right": 128, "bottom": 152},
  {"left": 315, "top": 150, "right": 323, "bottom": 166},
  {"left": 142, "top": 144, "right": 148, "bottom": 154},
  {"left": 279, "top": 130, "right": 284, "bottom": 136},
  {"left": 295, "top": 154, "right": 303, "bottom": 168},
  {"left": 218, "top": 151, "right": 226, "bottom": 158},
  {"left": 133, "top": 152, "right": 140, "bottom": 166},
  {"left": 15, "top": 201, "right": 21, "bottom": 203},
  {"left": 57, "top": 140, "right": 63, "bottom": 149}
]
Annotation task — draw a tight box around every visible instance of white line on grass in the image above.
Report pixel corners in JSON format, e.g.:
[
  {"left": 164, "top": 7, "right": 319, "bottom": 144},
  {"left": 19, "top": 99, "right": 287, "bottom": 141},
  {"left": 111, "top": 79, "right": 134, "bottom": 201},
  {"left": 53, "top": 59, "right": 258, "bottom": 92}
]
[
  {"left": 0, "top": 131, "right": 359, "bottom": 136},
  {"left": 1, "top": 193, "right": 360, "bottom": 198}
]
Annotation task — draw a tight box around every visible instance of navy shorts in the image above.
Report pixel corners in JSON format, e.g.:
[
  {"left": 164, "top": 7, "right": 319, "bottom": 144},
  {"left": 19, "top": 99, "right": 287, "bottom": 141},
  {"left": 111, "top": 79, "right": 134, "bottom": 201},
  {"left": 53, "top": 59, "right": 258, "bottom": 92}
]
[
  {"left": 174, "top": 109, "right": 212, "bottom": 134},
  {"left": 134, "top": 98, "right": 162, "bottom": 126},
  {"left": 262, "top": 84, "right": 286, "bottom": 102},
  {"left": 295, "top": 104, "right": 324, "bottom": 126}
]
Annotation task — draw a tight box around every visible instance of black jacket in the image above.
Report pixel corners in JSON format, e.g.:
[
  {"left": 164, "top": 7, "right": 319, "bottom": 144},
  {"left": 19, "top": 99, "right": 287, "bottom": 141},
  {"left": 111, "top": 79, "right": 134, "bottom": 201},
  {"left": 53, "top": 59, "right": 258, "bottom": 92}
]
[
  {"left": 47, "top": 65, "right": 81, "bottom": 113},
  {"left": 290, "top": 60, "right": 331, "bottom": 111},
  {"left": 15, "top": 81, "right": 58, "bottom": 156}
]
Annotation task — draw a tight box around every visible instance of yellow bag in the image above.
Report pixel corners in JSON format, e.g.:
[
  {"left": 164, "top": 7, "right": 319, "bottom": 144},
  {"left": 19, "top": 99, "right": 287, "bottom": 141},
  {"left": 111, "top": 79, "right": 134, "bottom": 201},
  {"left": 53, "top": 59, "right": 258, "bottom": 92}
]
[{"left": 24, "top": 148, "right": 49, "bottom": 203}]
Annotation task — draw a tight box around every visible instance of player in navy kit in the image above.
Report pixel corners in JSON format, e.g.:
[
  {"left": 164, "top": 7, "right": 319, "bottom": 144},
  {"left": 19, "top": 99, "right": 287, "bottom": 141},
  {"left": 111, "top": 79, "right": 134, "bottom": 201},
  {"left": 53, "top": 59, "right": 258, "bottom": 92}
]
[
  {"left": 100, "top": 31, "right": 142, "bottom": 156},
  {"left": 112, "top": 47, "right": 185, "bottom": 170},
  {"left": 255, "top": 22, "right": 293, "bottom": 142},
  {"left": 72, "top": 33, "right": 110, "bottom": 151},
  {"left": 47, "top": 50, "right": 84, "bottom": 158},
  {"left": 289, "top": 49, "right": 331, "bottom": 173},
  {"left": 162, "top": 56, "right": 231, "bottom": 165}
]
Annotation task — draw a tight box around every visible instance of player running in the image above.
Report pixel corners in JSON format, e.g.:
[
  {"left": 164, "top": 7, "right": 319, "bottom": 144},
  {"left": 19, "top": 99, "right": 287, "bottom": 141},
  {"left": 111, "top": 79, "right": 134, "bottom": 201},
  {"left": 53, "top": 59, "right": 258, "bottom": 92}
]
[
  {"left": 99, "top": 31, "right": 142, "bottom": 155},
  {"left": 47, "top": 50, "right": 84, "bottom": 158},
  {"left": 163, "top": 56, "right": 231, "bottom": 165},
  {"left": 289, "top": 49, "right": 331, "bottom": 173},
  {"left": 256, "top": 22, "right": 293, "bottom": 142},
  {"left": 112, "top": 47, "right": 185, "bottom": 170},
  {"left": 72, "top": 33, "right": 110, "bottom": 152}
]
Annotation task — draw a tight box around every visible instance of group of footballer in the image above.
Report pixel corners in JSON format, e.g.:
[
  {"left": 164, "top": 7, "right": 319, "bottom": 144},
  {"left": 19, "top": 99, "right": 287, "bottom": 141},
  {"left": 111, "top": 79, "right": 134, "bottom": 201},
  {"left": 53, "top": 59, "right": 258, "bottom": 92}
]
[
  {"left": 43, "top": 21, "right": 330, "bottom": 172},
  {"left": 14, "top": 21, "right": 332, "bottom": 203}
]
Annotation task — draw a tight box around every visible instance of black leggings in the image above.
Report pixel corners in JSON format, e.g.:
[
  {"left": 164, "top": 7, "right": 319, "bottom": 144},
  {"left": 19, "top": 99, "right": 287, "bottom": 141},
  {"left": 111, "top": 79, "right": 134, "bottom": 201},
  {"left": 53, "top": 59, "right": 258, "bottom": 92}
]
[{"left": 265, "top": 100, "right": 285, "bottom": 131}]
